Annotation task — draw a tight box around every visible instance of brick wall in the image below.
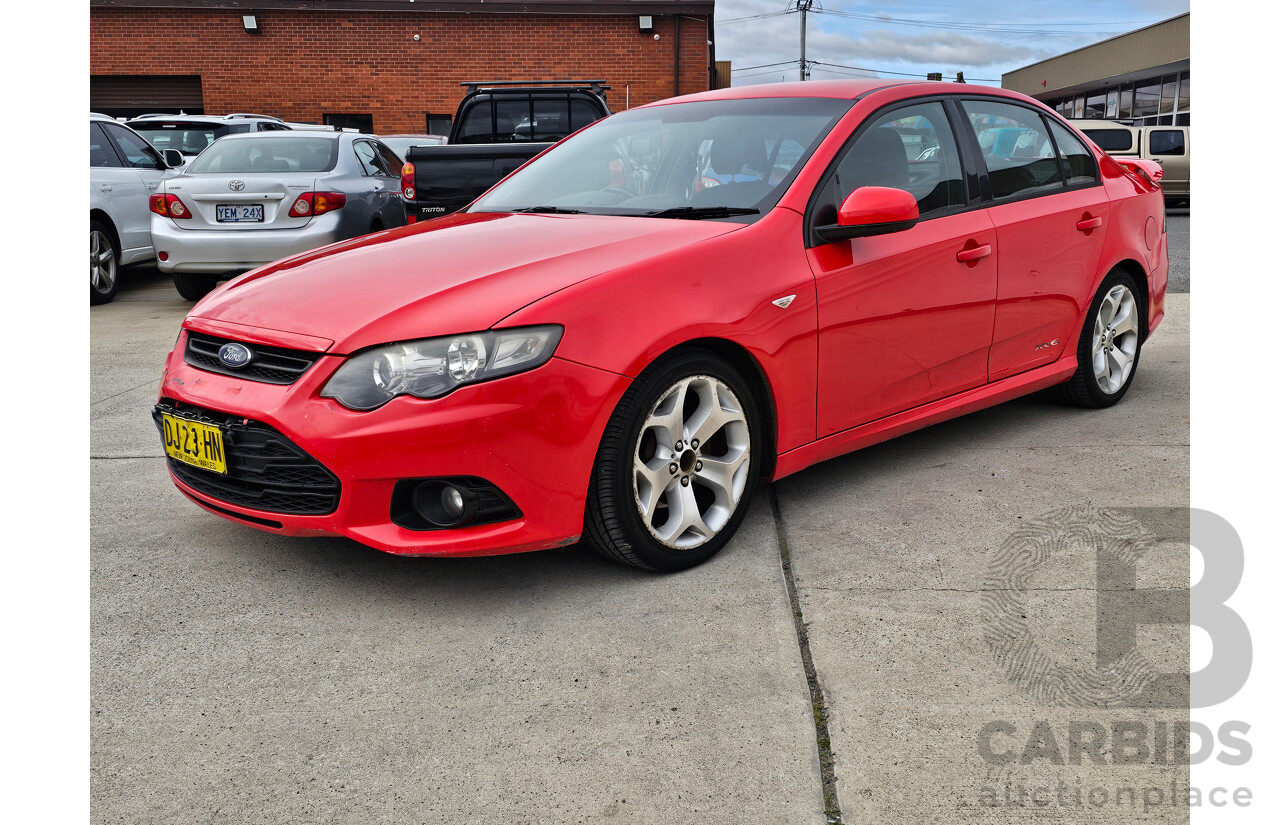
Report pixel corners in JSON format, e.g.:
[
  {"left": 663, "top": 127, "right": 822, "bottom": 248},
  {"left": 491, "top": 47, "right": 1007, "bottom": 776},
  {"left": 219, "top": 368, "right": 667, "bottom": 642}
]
[{"left": 90, "top": 8, "right": 712, "bottom": 131}]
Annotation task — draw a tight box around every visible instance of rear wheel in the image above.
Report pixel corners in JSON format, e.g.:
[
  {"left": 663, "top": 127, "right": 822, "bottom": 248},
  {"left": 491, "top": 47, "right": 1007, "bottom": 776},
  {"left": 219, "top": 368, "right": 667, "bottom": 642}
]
[
  {"left": 90, "top": 221, "right": 119, "bottom": 305},
  {"left": 1052, "top": 270, "right": 1144, "bottom": 407},
  {"left": 584, "top": 350, "right": 762, "bottom": 572},
  {"left": 173, "top": 272, "right": 219, "bottom": 301}
]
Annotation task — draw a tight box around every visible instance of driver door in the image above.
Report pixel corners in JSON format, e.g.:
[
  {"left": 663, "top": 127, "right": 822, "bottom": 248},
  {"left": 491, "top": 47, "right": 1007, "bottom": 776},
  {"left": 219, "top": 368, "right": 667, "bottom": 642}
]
[{"left": 807, "top": 100, "right": 998, "bottom": 436}]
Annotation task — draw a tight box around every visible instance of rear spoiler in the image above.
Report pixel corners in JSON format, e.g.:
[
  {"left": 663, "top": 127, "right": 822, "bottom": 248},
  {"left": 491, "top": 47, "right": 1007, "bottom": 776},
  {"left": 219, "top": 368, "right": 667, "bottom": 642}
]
[{"left": 1114, "top": 158, "right": 1164, "bottom": 186}]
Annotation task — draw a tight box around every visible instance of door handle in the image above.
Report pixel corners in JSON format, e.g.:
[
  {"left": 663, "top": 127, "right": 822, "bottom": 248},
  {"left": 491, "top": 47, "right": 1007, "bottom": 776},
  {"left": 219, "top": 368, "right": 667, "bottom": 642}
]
[
  {"left": 99, "top": 184, "right": 112, "bottom": 192},
  {"left": 956, "top": 244, "right": 992, "bottom": 263},
  {"left": 373, "top": 183, "right": 384, "bottom": 191},
  {"left": 146, "top": 183, "right": 158, "bottom": 191},
  {"left": 1077, "top": 216, "right": 1103, "bottom": 231}
]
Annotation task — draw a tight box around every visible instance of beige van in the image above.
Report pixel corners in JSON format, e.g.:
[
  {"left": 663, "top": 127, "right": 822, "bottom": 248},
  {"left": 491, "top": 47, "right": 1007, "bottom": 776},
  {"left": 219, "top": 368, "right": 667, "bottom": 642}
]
[{"left": 1072, "top": 120, "right": 1189, "bottom": 202}]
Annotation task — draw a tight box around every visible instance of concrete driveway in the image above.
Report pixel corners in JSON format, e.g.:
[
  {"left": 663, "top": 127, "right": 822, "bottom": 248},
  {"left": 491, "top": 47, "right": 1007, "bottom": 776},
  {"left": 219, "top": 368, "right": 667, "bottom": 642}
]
[{"left": 92, "top": 221, "right": 1189, "bottom": 823}]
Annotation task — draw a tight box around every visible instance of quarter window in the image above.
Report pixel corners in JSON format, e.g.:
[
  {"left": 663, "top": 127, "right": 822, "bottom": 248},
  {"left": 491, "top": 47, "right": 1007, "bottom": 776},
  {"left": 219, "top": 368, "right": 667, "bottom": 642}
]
[
  {"left": 354, "top": 141, "right": 387, "bottom": 176},
  {"left": 1047, "top": 121, "right": 1098, "bottom": 186},
  {"left": 813, "top": 101, "right": 966, "bottom": 225},
  {"left": 962, "top": 99, "right": 1062, "bottom": 200}
]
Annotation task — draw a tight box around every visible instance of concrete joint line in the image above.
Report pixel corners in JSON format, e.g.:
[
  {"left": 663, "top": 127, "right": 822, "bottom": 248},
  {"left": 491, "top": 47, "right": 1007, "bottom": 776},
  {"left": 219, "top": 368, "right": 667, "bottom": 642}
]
[{"left": 768, "top": 484, "right": 844, "bottom": 825}]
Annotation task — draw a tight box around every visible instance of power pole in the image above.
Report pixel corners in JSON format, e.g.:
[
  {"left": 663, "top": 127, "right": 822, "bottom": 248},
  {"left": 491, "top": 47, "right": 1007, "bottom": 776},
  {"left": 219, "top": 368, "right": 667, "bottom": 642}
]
[{"left": 797, "top": 0, "right": 814, "bottom": 80}]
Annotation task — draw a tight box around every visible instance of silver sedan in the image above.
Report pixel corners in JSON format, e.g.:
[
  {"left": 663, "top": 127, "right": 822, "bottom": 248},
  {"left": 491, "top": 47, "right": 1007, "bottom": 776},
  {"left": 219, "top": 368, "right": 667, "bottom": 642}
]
[{"left": 150, "top": 132, "right": 407, "bottom": 300}]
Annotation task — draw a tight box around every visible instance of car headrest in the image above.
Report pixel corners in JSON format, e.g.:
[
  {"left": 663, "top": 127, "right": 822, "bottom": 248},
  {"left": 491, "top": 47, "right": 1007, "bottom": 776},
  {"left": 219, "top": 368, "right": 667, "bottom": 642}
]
[
  {"left": 182, "top": 133, "right": 210, "bottom": 153},
  {"left": 847, "top": 128, "right": 909, "bottom": 190},
  {"left": 710, "top": 135, "right": 768, "bottom": 178}
]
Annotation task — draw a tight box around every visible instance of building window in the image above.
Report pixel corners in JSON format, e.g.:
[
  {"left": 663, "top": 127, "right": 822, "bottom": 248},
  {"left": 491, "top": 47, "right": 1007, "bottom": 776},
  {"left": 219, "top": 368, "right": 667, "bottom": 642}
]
[
  {"left": 1105, "top": 89, "right": 1119, "bottom": 119},
  {"left": 1073, "top": 95, "right": 1085, "bottom": 118},
  {"left": 323, "top": 113, "right": 373, "bottom": 133},
  {"left": 1160, "top": 75, "right": 1178, "bottom": 115},
  {"left": 1085, "top": 91, "right": 1106, "bottom": 119},
  {"left": 426, "top": 113, "right": 452, "bottom": 135},
  {"left": 1178, "top": 72, "right": 1190, "bottom": 114},
  {"left": 1133, "top": 80, "right": 1161, "bottom": 118},
  {"left": 1118, "top": 88, "right": 1133, "bottom": 120}
]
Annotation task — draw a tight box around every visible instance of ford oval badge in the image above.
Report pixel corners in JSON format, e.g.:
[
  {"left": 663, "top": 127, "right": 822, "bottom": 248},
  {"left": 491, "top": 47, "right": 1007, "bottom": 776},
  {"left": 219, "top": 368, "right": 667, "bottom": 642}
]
[{"left": 218, "top": 342, "right": 253, "bottom": 369}]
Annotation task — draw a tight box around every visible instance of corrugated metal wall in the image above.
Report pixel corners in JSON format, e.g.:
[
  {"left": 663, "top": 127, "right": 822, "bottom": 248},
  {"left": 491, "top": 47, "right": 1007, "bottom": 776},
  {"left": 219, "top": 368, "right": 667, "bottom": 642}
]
[{"left": 1003, "top": 14, "right": 1189, "bottom": 97}]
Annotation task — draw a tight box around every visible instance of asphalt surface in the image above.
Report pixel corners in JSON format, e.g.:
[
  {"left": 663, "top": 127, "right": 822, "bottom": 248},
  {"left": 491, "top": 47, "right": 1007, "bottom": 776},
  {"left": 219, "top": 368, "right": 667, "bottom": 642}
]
[{"left": 92, "top": 218, "right": 1190, "bottom": 824}]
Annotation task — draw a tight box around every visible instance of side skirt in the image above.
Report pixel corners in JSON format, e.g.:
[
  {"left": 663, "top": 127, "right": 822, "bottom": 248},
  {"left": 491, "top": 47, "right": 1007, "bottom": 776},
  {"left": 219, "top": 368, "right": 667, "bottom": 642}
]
[{"left": 772, "top": 358, "right": 1078, "bottom": 480}]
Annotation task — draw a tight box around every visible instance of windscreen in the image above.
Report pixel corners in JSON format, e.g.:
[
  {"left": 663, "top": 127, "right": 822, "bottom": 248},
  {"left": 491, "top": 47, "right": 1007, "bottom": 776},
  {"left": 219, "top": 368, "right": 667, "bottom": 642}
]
[
  {"left": 470, "top": 97, "right": 852, "bottom": 218},
  {"left": 185, "top": 137, "right": 340, "bottom": 174},
  {"left": 129, "top": 122, "right": 233, "bottom": 155}
]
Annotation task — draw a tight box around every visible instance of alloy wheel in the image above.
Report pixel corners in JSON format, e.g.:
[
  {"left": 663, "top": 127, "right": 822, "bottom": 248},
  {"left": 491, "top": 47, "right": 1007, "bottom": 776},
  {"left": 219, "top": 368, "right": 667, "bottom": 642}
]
[
  {"left": 1091, "top": 283, "right": 1139, "bottom": 394},
  {"left": 632, "top": 375, "right": 751, "bottom": 550},
  {"left": 90, "top": 229, "right": 117, "bottom": 295}
]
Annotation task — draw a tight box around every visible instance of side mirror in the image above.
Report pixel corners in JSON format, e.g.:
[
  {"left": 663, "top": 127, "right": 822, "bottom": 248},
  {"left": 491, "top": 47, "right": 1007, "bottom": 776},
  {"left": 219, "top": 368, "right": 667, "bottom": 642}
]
[
  {"left": 815, "top": 186, "right": 919, "bottom": 243},
  {"left": 162, "top": 149, "right": 185, "bottom": 169}
]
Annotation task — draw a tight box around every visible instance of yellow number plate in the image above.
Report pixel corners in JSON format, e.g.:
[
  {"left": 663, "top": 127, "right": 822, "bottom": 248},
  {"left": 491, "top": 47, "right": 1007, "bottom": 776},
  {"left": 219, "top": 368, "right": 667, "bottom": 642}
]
[{"left": 161, "top": 413, "right": 228, "bottom": 475}]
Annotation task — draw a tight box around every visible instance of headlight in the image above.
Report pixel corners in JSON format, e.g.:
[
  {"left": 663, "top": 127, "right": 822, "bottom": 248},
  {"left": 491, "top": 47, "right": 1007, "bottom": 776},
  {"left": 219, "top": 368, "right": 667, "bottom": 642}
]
[{"left": 321, "top": 325, "right": 563, "bottom": 410}]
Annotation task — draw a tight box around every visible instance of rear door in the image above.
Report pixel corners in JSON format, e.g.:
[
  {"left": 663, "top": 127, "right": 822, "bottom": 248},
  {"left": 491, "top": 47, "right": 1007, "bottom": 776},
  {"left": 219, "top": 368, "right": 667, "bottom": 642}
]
[
  {"left": 100, "top": 123, "right": 168, "bottom": 254},
  {"left": 352, "top": 139, "right": 396, "bottom": 228},
  {"left": 960, "top": 99, "right": 1110, "bottom": 381},
  {"left": 1144, "top": 127, "right": 1189, "bottom": 197},
  {"left": 808, "top": 99, "right": 998, "bottom": 435}
]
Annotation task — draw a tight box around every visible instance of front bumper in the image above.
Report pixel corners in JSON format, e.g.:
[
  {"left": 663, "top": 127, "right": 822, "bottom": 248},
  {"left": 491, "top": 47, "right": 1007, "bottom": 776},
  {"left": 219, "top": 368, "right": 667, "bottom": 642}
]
[
  {"left": 151, "top": 212, "right": 345, "bottom": 275},
  {"left": 156, "top": 330, "right": 630, "bottom": 556}
]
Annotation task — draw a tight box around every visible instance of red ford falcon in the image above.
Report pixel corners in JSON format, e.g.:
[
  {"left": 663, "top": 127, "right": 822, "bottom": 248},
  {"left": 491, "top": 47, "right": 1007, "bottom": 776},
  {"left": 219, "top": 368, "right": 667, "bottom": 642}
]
[{"left": 154, "top": 80, "right": 1168, "bottom": 572}]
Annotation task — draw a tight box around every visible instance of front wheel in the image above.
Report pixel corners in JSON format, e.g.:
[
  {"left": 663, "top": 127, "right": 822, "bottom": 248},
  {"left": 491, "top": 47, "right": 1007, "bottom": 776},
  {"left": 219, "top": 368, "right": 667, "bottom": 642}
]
[
  {"left": 1052, "top": 270, "right": 1144, "bottom": 408},
  {"left": 584, "top": 350, "right": 762, "bottom": 572},
  {"left": 173, "top": 272, "right": 219, "bottom": 302}
]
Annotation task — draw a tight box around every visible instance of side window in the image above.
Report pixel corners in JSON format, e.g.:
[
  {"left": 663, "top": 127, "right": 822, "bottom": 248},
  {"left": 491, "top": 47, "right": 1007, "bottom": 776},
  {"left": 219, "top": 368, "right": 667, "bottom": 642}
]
[
  {"left": 90, "top": 122, "right": 122, "bottom": 168},
  {"left": 569, "top": 96, "right": 601, "bottom": 131},
  {"left": 455, "top": 99, "right": 494, "bottom": 144},
  {"left": 813, "top": 101, "right": 966, "bottom": 225},
  {"left": 1047, "top": 120, "right": 1099, "bottom": 185},
  {"left": 373, "top": 142, "right": 403, "bottom": 177},
  {"left": 353, "top": 141, "right": 385, "bottom": 176},
  {"left": 105, "top": 124, "right": 162, "bottom": 169},
  {"left": 1081, "top": 128, "right": 1133, "bottom": 153},
  {"left": 962, "top": 99, "right": 1063, "bottom": 199},
  {"left": 1149, "top": 130, "right": 1185, "bottom": 156}
]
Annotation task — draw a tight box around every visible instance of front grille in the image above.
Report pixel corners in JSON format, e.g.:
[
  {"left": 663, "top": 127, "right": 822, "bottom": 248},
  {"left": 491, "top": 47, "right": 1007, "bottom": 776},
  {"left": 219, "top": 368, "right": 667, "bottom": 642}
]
[
  {"left": 184, "top": 331, "right": 323, "bottom": 385},
  {"left": 154, "top": 398, "right": 340, "bottom": 515}
]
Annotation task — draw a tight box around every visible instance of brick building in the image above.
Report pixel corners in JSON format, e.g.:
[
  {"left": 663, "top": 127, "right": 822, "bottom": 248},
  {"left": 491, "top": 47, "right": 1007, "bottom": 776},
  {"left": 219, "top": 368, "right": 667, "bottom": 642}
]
[{"left": 90, "top": 0, "right": 716, "bottom": 133}]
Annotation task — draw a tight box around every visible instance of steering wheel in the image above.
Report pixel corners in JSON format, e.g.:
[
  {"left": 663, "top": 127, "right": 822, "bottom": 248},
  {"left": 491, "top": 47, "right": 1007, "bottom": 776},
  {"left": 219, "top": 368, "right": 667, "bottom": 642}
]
[{"left": 600, "top": 184, "right": 638, "bottom": 199}]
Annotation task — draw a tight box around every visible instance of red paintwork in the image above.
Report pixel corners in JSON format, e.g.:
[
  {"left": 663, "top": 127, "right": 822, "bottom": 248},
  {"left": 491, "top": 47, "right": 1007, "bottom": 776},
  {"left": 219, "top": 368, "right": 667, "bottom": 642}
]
[
  {"left": 836, "top": 186, "right": 920, "bottom": 227},
  {"left": 157, "top": 80, "right": 1167, "bottom": 556}
]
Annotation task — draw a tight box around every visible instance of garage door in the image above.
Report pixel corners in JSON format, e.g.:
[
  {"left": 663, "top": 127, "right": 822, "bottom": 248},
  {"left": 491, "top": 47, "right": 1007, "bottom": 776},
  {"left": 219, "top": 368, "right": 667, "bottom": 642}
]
[{"left": 90, "top": 75, "right": 204, "bottom": 118}]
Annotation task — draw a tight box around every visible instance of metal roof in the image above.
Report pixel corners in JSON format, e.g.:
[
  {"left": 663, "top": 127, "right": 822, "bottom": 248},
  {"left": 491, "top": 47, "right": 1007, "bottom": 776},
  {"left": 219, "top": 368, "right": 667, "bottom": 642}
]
[{"left": 91, "top": 0, "right": 715, "bottom": 15}]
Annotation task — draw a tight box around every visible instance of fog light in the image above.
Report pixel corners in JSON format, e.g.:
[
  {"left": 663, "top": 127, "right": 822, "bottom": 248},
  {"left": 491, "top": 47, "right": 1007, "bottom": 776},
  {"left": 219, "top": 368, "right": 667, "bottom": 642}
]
[
  {"left": 411, "top": 480, "right": 477, "bottom": 527},
  {"left": 441, "top": 486, "right": 465, "bottom": 519},
  {"left": 158, "top": 251, "right": 169, "bottom": 261},
  {"left": 390, "top": 476, "right": 522, "bottom": 532}
]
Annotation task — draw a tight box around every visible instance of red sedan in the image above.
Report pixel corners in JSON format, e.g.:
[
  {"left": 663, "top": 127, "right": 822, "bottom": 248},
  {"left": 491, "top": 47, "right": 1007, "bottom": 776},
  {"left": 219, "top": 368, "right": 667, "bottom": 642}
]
[{"left": 154, "top": 80, "right": 1168, "bottom": 571}]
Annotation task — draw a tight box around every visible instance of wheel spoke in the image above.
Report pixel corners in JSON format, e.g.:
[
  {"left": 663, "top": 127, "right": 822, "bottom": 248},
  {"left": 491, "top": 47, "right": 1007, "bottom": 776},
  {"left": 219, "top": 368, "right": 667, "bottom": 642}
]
[
  {"left": 1111, "top": 306, "right": 1138, "bottom": 339},
  {"left": 661, "top": 481, "right": 713, "bottom": 545},
  {"left": 648, "top": 379, "right": 689, "bottom": 448},
  {"left": 695, "top": 447, "right": 748, "bottom": 502},
  {"left": 633, "top": 456, "right": 672, "bottom": 525}
]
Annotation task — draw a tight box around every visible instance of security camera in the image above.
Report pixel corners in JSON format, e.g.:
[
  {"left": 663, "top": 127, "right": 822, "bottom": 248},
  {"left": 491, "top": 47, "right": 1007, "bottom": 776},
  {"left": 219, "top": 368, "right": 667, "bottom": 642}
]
[
  {"left": 413, "top": 34, "right": 421, "bottom": 41},
  {"left": 653, "top": 33, "right": 660, "bottom": 40}
]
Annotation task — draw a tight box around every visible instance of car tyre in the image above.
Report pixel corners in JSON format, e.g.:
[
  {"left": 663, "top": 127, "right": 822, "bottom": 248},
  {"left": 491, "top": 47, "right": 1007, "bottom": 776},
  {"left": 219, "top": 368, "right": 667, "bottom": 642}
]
[
  {"left": 173, "top": 272, "right": 219, "bottom": 302},
  {"left": 584, "top": 349, "right": 762, "bottom": 572},
  {"left": 90, "top": 220, "right": 119, "bottom": 305},
  {"left": 1052, "top": 269, "right": 1145, "bottom": 408}
]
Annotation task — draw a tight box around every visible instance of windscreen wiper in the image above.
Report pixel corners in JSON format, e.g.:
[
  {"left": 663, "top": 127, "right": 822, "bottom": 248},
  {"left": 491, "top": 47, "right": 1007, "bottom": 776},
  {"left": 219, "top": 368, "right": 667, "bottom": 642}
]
[
  {"left": 510, "top": 205, "right": 586, "bottom": 214},
  {"left": 640, "top": 206, "right": 761, "bottom": 220}
]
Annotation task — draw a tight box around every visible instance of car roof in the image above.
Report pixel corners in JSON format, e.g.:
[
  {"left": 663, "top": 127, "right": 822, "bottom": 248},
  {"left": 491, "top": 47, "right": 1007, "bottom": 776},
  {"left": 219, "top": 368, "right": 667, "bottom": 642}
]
[
  {"left": 125, "top": 113, "right": 282, "bottom": 123},
  {"left": 214, "top": 130, "right": 344, "bottom": 141}
]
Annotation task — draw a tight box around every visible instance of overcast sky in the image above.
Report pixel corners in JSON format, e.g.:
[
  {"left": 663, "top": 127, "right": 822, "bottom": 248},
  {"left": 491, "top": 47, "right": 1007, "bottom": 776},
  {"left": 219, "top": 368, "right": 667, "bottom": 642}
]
[{"left": 713, "top": 0, "right": 1190, "bottom": 87}]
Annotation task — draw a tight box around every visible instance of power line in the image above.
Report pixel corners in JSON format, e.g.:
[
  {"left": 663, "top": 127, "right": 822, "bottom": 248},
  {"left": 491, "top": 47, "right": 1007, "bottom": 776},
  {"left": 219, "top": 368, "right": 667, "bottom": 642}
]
[
  {"left": 811, "top": 60, "right": 1001, "bottom": 83},
  {"left": 718, "top": 10, "right": 793, "bottom": 25},
  {"left": 731, "top": 59, "right": 803, "bottom": 73},
  {"left": 813, "top": 9, "right": 1131, "bottom": 37}
]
